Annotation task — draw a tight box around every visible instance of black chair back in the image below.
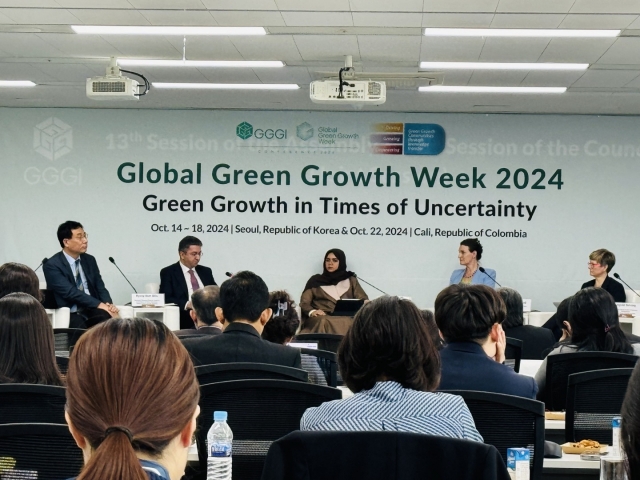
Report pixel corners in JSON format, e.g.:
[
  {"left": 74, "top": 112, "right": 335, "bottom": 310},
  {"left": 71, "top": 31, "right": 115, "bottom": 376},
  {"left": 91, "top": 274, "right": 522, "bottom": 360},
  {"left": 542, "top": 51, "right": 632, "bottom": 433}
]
[
  {"left": 196, "top": 379, "right": 341, "bottom": 480},
  {"left": 545, "top": 352, "right": 638, "bottom": 410},
  {"left": 0, "top": 423, "right": 83, "bottom": 480},
  {"left": 0, "top": 384, "right": 66, "bottom": 424},
  {"left": 505, "top": 337, "right": 523, "bottom": 373},
  {"left": 53, "top": 328, "right": 86, "bottom": 355},
  {"left": 260, "top": 431, "right": 510, "bottom": 480},
  {"left": 195, "top": 362, "right": 308, "bottom": 385},
  {"left": 565, "top": 368, "right": 634, "bottom": 444},
  {"left": 442, "top": 390, "right": 545, "bottom": 480},
  {"left": 55, "top": 356, "right": 69, "bottom": 376},
  {"left": 300, "top": 348, "right": 338, "bottom": 387},
  {"left": 293, "top": 333, "right": 343, "bottom": 353},
  {"left": 41, "top": 289, "right": 58, "bottom": 309}
]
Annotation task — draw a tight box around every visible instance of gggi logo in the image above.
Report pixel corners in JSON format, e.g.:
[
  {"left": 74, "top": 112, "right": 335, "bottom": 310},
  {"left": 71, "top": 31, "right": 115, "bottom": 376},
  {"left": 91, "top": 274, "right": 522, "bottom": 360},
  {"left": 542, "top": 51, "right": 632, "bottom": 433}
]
[
  {"left": 236, "top": 121, "right": 287, "bottom": 140},
  {"left": 33, "top": 117, "right": 73, "bottom": 160}
]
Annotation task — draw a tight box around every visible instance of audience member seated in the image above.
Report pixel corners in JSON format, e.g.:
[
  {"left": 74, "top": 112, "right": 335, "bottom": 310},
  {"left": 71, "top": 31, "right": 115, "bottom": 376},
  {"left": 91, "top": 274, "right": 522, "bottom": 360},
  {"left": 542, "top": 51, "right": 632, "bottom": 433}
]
[
  {"left": 420, "top": 309, "right": 444, "bottom": 350},
  {"left": 542, "top": 296, "right": 573, "bottom": 342},
  {"left": 535, "top": 287, "right": 640, "bottom": 398},
  {"left": 498, "top": 287, "right": 555, "bottom": 360},
  {"left": 435, "top": 284, "right": 537, "bottom": 399},
  {"left": 0, "top": 292, "right": 63, "bottom": 386},
  {"left": 621, "top": 362, "right": 640, "bottom": 479},
  {"left": 173, "top": 286, "right": 223, "bottom": 337},
  {"left": 261, "top": 290, "right": 327, "bottom": 386},
  {"left": 65, "top": 317, "right": 200, "bottom": 480},
  {"left": 181, "top": 271, "right": 301, "bottom": 368},
  {"left": 301, "top": 296, "right": 483, "bottom": 442},
  {"left": 0, "top": 262, "right": 42, "bottom": 300}
]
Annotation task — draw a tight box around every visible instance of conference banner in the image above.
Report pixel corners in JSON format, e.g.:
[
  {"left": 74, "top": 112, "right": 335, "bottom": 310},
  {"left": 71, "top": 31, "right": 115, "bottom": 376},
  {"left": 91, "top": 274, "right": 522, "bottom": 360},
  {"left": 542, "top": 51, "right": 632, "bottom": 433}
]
[{"left": 1, "top": 108, "right": 638, "bottom": 310}]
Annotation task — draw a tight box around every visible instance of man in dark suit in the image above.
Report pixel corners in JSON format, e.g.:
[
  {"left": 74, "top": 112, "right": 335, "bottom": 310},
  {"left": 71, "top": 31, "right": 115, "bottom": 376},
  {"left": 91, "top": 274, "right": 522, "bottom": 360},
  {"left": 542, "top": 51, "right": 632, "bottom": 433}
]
[
  {"left": 174, "top": 285, "right": 224, "bottom": 338},
  {"left": 43, "top": 220, "right": 118, "bottom": 328},
  {"left": 182, "top": 271, "right": 301, "bottom": 369},
  {"left": 435, "top": 284, "right": 538, "bottom": 399},
  {"left": 159, "top": 236, "right": 216, "bottom": 330}
]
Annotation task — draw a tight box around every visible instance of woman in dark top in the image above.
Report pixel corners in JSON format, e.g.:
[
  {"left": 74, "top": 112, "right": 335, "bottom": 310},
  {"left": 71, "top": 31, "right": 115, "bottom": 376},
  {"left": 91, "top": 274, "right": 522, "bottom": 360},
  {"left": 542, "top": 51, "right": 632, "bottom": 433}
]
[
  {"left": 621, "top": 362, "right": 640, "bottom": 479},
  {"left": 582, "top": 248, "right": 626, "bottom": 302},
  {"left": 65, "top": 317, "right": 199, "bottom": 480},
  {"left": 0, "top": 293, "right": 63, "bottom": 386},
  {"left": 498, "top": 287, "right": 555, "bottom": 360}
]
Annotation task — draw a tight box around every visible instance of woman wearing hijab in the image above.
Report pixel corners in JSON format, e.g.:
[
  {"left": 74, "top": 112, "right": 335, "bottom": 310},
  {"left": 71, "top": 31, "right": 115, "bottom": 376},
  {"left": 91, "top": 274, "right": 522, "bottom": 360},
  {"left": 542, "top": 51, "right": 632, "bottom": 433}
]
[{"left": 299, "top": 249, "right": 368, "bottom": 335}]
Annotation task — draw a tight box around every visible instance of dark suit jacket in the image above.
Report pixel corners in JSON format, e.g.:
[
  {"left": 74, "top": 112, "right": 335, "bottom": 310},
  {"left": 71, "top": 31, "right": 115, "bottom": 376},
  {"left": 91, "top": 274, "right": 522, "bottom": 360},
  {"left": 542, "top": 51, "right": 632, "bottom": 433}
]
[
  {"left": 181, "top": 322, "right": 301, "bottom": 368},
  {"left": 43, "top": 251, "right": 112, "bottom": 309},
  {"left": 174, "top": 325, "right": 223, "bottom": 337},
  {"left": 581, "top": 276, "right": 626, "bottom": 303},
  {"left": 504, "top": 325, "right": 557, "bottom": 360},
  {"left": 438, "top": 341, "right": 538, "bottom": 399},
  {"left": 159, "top": 262, "right": 216, "bottom": 309}
]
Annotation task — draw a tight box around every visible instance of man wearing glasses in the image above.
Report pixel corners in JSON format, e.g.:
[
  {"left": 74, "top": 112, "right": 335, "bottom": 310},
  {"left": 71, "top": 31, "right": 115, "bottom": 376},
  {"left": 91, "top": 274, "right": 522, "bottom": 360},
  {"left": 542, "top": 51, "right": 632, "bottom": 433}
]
[
  {"left": 44, "top": 220, "right": 118, "bottom": 328},
  {"left": 160, "top": 235, "right": 216, "bottom": 329}
]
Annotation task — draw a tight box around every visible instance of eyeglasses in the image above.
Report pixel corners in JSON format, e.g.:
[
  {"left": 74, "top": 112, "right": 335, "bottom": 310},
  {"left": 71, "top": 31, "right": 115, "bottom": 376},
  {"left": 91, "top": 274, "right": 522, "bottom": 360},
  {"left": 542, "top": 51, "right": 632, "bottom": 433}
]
[
  {"left": 587, "top": 262, "right": 601, "bottom": 268},
  {"left": 73, "top": 233, "right": 88, "bottom": 240}
]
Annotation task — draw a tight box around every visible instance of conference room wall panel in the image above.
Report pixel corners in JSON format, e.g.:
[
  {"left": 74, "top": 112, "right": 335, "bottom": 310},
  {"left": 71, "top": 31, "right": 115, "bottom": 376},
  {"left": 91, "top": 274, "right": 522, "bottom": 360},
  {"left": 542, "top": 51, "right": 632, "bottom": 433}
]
[{"left": 1, "top": 107, "right": 637, "bottom": 310}]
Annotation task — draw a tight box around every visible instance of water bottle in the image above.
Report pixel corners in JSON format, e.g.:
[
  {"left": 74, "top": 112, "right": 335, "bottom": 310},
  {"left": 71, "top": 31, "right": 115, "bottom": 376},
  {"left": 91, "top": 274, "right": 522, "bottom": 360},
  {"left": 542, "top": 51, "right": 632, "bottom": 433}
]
[
  {"left": 206, "top": 411, "right": 233, "bottom": 480},
  {"left": 611, "top": 416, "right": 622, "bottom": 458}
]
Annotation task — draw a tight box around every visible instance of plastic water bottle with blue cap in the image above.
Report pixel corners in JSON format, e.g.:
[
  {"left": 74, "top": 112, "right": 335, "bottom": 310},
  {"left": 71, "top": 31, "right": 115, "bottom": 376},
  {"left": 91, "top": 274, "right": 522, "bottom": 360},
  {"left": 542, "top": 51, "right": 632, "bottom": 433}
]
[{"left": 206, "top": 411, "right": 233, "bottom": 480}]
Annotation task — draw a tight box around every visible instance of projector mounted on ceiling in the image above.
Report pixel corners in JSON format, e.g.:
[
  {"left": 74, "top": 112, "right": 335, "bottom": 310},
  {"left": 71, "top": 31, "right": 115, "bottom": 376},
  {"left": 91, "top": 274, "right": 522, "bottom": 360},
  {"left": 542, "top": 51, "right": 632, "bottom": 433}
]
[{"left": 86, "top": 57, "right": 150, "bottom": 101}]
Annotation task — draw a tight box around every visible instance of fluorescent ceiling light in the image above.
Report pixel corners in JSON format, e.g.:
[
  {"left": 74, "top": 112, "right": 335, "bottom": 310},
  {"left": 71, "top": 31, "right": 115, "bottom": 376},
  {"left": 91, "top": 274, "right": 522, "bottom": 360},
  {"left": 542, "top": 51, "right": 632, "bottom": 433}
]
[
  {"left": 153, "top": 82, "right": 299, "bottom": 90},
  {"left": 419, "top": 86, "right": 566, "bottom": 94},
  {"left": 72, "top": 26, "right": 266, "bottom": 35},
  {"left": 420, "top": 62, "right": 588, "bottom": 71},
  {"left": 424, "top": 28, "right": 620, "bottom": 37},
  {"left": 0, "top": 80, "right": 36, "bottom": 87},
  {"left": 118, "top": 59, "right": 284, "bottom": 68}
]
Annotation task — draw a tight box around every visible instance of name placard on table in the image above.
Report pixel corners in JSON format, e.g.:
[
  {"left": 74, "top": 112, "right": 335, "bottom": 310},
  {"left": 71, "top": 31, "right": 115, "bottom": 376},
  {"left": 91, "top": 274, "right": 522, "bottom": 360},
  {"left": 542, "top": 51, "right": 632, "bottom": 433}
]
[
  {"left": 132, "top": 293, "right": 165, "bottom": 307},
  {"left": 616, "top": 302, "right": 639, "bottom": 319},
  {"left": 522, "top": 299, "right": 532, "bottom": 312}
]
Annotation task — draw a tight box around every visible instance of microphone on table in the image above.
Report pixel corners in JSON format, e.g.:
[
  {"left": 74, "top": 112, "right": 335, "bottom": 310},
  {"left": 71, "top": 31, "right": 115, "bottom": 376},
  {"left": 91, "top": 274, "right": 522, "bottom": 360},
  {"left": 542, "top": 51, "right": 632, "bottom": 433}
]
[
  {"left": 108, "top": 257, "right": 138, "bottom": 294},
  {"left": 34, "top": 257, "right": 48, "bottom": 272},
  {"left": 479, "top": 267, "right": 502, "bottom": 287},
  {"left": 225, "top": 272, "right": 234, "bottom": 278},
  {"left": 352, "top": 273, "right": 388, "bottom": 296},
  {"left": 613, "top": 273, "right": 640, "bottom": 299}
]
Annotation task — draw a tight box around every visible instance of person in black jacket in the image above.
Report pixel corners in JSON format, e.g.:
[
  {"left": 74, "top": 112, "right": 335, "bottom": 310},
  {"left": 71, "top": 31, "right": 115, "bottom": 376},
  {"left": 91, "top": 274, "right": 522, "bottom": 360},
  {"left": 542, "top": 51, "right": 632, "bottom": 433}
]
[
  {"left": 159, "top": 236, "right": 216, "bottom": 329},
  {"left": 498, "top": 287, "right": 555, "bottom": 360},
  {"left": 582, "top": 248, "right": 626, "bottom": 302}
]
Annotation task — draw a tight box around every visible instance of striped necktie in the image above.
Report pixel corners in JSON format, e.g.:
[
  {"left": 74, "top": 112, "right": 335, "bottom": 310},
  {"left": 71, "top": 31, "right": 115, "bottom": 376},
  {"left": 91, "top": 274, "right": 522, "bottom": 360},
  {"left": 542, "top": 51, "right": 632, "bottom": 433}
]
[{"left": 75, "top": 259, "right": 84, "bottom": 292}]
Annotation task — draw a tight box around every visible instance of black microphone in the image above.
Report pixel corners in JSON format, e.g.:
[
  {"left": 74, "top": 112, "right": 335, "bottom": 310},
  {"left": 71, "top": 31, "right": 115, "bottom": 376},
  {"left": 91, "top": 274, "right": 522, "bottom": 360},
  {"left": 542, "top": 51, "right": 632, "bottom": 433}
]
[
  {"left": 613, "top": 273, "right": 640, "bottom": 299},
  {"left": 478, "top": 267, "right": 502, "bottom": 287},
  {"left": 225, "top": 272, "right": 234, "bottom": 278},
  {"left": 34, "top": 257, "right": 48, "bottom": 272},
  {"left": 108, "top": 257, "right": 138, "bottom": 293},
  {"left": 352, "top": 273, "right": 388, "bottom": 295}
]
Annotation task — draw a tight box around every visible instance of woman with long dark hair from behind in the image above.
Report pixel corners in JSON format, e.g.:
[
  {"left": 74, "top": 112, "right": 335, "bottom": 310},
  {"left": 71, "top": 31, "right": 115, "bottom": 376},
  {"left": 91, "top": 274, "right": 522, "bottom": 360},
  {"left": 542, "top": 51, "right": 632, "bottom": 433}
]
[
  {"left": 65, "top": 317, "right": 200, "bottom": 480},
  {"left": 535, "top": 288, "right": 639, "bottom": 398},
  {"left": 0, "top": 292, "right": 62, "bottom": 386},
  {"left": 621, "top": 362, "right": 640, "bottom": 479},
  {"left": 0, "top": 262, "right": 42, "bottom": 301}
]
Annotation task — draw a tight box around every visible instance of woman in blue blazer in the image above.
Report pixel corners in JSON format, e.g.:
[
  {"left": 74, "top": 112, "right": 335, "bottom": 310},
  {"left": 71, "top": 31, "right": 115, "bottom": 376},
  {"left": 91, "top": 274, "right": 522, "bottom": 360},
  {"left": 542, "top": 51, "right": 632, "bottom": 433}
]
[{"left": 449, "top": 238, "right": 497, "bottom": 288}]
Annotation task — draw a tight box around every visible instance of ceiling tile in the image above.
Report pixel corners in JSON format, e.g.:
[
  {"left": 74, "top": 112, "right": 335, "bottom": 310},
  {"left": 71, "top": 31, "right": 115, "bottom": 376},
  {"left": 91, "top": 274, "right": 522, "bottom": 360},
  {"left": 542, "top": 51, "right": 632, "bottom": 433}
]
[
  {"left": 353, "top": 13, "right": 422, "bottom": 27},
  {"left": 98, "top": 36, "right": 182, "bottom": 59},
  {"left": 281, "top": 12, "right": 353, "bottom": 26},
  {"left": 293, "top": 34, "right": 360, "bottom": 61},
  {"left": 0, "top": 0, "right": 60, "bottom": 5},
  {"left": 230, "top": 36, "right": 302, "bottom": 61},
  {"left": 422, "top": 13, "right": 494, "bottom": 27},
  {"left": 0, "top": 11, "right": 16, "bottom": 23},
  {"left": 625, "top": 16, "right": 640, "bottom": 28},
  {"left": 468, "top": 70, "right": 528, "bottom": 86},
  {"left": 420, "top": 37, "right": 485, "bottom": 61},
  {"left": 211, "top": 10, "right": 285, "bottom": 26},
  {"left": 621, "top": 74, "right": 640, "bottom": 88},
  {"left": 70, "top": 9, "right": 151, "bottom": 25},
  {"left": 490, "top": 13, "right": 565, "bottom": 28},
  {"left": 357, "top": 35, "right": 421, "bottom": 62},
  {"left": 0, "top": 32, "right": 66, "bottom": 56},
  {"left": 129, "top": 0, "right": 206, "bottom": 7},
  {"left": 55, "top": 0, "right": 134, "bottom": 7},
  {"left": 350, "top": 0, "right": 423, "bottom": 12},
  {"left": 201, "top": 0, "right": 278, "bottom": 10},
  {"left": 570, "top": 0, "right": 640, "bottom": 14},
  {"left": 597, "top": 38, "right": 640, "bottom": 64},
  {"left": 133, "top": 66, "right": 209, "bottom": 82},
  {"left": 520, "top": 70, "right": 586, "bottom": 87},
  {"left": 538, "top": 38, "right": 617, "bottom": 63},
  {"left": 194, "top": 68, "right": 261, "bottom": 83},
  {"left": 164, "top": 36, "right": 242, "bottom": 60},
  {"left": 139, "top": 10, "right": 218, "bottom": 26},
  {"left": 254, "top": 65, "right": 310, "bottom": 83},
  {"left": 479, "top": 38, "right": 551, "bottom": 62},
  {"left": 275, "top": 0, "right": 350, "bottom": 10},
  {"left": 438, "top": 70, "right": 473, "bottom": 85},
  {"left": 0, "top": 62, "right": 59, "bottom": 81},
  {"left": 1, "top": 8, "right": 80, "bottom": 24},
  {"left": 423, "top": 0, "right": 499, "bottom": 13},
  {"left": 571, "top": 69, "right": 640, "bottom": 87},
  {"left": 497, "top": 0, "right": 574, "bottom": 13},
  {"left": 559, "top": 14, "right": 637, "bottom": 29},
  {"left": 35, "top": 33, "right": 124, "bottom": 57},
  {"left": 30, "top": 62, "right": 99, "bottom": 81}
]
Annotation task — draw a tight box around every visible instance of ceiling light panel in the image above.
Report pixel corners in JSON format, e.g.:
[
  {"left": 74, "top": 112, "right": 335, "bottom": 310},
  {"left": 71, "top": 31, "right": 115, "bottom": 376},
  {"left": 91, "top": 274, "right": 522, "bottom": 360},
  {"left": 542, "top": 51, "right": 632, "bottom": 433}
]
[
  {"left": 72, "top": 26, "right": 267, "bottom": 35},
  {"left": 424, "top": 28, "right": 620, "bottom": 37}
]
